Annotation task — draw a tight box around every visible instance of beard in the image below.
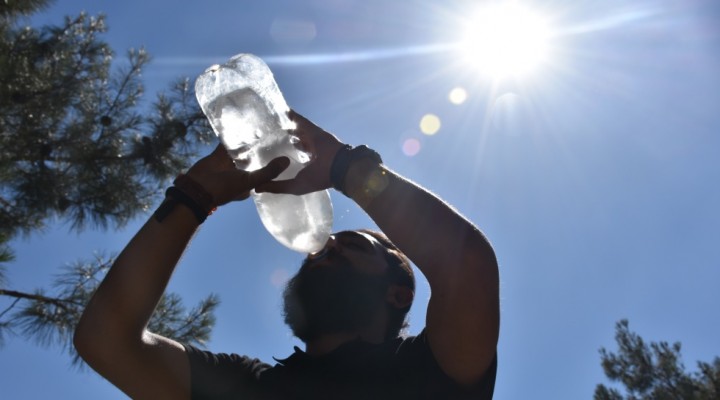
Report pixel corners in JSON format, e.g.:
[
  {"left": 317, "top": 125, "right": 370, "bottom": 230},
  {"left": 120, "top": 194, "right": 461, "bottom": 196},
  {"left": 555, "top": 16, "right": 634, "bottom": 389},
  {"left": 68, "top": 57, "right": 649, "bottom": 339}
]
[{"left": 282, "top": 250, "right": 389, "bottom": 343}]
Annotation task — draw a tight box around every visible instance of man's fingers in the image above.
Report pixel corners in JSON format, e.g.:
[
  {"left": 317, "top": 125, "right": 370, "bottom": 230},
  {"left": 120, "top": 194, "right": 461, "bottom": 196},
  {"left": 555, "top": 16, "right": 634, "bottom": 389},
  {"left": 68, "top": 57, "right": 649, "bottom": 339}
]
[
  {"left": 288, "top": 109, "right": 305, "bottom": 124},
  {"left": 288, "top": 110, "right": 320, "bottom": 134},
  {"left": 255, "top": 179, "right": 304, "bottom": 195},
  {"left": 247, "top": 157, "right": 290, "bottom": 187},
  {"left": 205, "top": 143, "right": 226, "bottom": 163},
  {"left": 211, "top": 143, "right": 225, "bottom": 155},
  {"left": 234, "top": 190, "right": 251, "bottom": 201},
  {"left": 213, "top": 144, "right": 237, "bottom": 168}
]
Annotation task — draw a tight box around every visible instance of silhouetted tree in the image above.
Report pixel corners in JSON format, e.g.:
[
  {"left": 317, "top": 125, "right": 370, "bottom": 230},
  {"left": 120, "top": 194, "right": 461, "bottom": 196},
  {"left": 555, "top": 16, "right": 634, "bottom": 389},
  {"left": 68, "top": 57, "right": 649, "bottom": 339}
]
[
  {"left": 0, "top": 0, "right": 218, "bottom": 364},
  {"left": 596, "top": 320, "right": 720, "bottom": 400}
]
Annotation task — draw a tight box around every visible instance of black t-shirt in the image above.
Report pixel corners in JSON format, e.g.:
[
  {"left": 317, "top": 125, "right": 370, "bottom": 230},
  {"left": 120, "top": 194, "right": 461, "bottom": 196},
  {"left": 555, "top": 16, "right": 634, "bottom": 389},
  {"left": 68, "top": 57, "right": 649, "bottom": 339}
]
[{"left": 184, "top": 330, "right": 496, "bottom": 399}]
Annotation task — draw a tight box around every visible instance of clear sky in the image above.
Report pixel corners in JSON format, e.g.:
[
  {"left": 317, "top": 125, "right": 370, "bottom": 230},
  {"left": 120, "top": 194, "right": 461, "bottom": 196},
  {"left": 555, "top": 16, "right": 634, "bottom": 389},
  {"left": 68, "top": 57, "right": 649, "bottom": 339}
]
[{"left": 2, "top": 0, "right": 720, "bottom": 398}]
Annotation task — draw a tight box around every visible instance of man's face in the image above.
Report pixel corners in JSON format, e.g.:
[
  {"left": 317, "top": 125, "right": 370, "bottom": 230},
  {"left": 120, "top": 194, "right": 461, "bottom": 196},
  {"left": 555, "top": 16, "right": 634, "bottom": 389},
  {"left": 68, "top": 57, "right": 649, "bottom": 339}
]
[{"left": 282, "top": 231, "right": 392, "bottom": 343}]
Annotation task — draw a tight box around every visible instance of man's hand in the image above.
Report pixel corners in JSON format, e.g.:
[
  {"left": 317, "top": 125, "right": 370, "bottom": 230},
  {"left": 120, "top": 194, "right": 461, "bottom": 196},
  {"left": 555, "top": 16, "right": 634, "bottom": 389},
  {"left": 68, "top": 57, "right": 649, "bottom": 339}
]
[
  {"left": 256, "top": 110, "right": 345, "bottom": 195},
  {"left": 187, "top": 144, "right": 290, "bottom": 206}
]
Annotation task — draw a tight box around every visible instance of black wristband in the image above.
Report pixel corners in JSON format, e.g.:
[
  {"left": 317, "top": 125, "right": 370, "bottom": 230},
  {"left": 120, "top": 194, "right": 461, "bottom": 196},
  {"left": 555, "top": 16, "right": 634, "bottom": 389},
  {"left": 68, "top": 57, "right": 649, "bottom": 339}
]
[
  {"left": 173, "top": 174, "right": 215, "bottom": 213},
  {"left": 153, "top": 197, "right": 179, "bottom": 223},
  {"left": 329, "top": 145, "right": 383, "bottom": 196},
  {"left": 153, "top": 187, "right": 208, "bottom": 224},
  {"left": 329, "top": 144, "right": 353, "bottom": 193}
]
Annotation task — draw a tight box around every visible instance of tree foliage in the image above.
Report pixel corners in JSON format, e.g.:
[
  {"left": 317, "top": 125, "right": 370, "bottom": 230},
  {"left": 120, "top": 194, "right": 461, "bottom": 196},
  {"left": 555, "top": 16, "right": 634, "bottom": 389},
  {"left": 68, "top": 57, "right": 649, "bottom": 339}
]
[
  {"left": 0, "top": 254, "right": 218, "bottom": 364},
  {"left": 0, "top": 0, "right": 219, "bottom": 362},
  {"left": 0, "top": 0, "right": 52, "bottom": 18},
  {"left": 1, "top": 7, "right": 211, "bottom": 238},
  {"left": 596, "top": 320, "right": 720, "bottom": 400}
]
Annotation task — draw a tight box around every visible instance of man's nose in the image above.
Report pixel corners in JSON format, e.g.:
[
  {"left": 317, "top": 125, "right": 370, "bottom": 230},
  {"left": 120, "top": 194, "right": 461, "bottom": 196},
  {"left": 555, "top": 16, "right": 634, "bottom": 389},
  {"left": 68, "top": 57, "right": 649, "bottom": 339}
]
[{"left": 308, "top": 235, "right": 336, "bottom": 260}]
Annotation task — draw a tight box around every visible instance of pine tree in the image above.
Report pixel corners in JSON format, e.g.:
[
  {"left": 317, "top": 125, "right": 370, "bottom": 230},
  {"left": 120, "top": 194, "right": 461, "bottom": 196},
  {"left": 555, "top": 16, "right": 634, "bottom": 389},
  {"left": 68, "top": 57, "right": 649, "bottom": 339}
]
[
  {"left": 0, "top": 1, "right": 219, "bottom": 363},
  {"left": 596, "top": 320, "right": 720, "bottom": 400}
]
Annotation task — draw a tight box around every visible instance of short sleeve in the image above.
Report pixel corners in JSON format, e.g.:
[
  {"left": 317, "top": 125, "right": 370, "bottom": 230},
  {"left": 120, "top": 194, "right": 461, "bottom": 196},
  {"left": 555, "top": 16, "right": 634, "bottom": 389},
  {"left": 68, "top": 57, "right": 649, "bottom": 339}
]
[
  {"left": 184, "top": 344, "right": 272, "bottom": 400},
  {"left": 397, "top": 329, "right": 497, "bottom": 399}
]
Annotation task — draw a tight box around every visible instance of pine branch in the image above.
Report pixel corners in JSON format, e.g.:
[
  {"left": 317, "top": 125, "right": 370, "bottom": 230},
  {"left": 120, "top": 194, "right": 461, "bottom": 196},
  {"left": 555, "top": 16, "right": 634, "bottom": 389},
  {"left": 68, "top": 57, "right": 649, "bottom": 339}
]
[
  {"left": 0, "top": 259, "right": 219, "bottom": 357},
  {"left": 104, "top": 48, "right": 147, "bottom": 116},
  {"left": 0, "top": 288, "right": 74, "bottom": 311},
  {"left": 0, "top": 196, "right": 13, "bottom": 209},
  {"left": 0, "top": 297, "right": 21, "bottom": 320}
]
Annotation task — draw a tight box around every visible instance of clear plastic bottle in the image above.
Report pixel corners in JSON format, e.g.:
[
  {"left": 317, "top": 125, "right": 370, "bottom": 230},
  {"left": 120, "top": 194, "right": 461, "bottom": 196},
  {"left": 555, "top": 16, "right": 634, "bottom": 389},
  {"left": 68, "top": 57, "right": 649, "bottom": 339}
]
[{"left": 195, "top": 54, "right": 333, "bottom": 253}]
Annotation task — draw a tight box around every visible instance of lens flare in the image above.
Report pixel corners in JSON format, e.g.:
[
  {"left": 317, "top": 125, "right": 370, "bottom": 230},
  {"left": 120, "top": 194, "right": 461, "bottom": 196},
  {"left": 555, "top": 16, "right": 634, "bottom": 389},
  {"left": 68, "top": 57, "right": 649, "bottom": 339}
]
[
  {"left": 420, "top": 114, "right": 441, "bottom": 135},
  {"left": 402, "top": 138, "right": 422, "bottom": 156},
  {"left": 449, "top": 87, "right": 468, "bottom": 104}
]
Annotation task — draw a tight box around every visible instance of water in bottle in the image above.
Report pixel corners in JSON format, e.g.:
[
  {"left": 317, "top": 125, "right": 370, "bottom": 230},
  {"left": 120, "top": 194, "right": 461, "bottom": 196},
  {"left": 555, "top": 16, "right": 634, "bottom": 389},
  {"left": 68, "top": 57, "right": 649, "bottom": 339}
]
[{"left": 195, "top": 54, "right": 333, "bottom": 253}]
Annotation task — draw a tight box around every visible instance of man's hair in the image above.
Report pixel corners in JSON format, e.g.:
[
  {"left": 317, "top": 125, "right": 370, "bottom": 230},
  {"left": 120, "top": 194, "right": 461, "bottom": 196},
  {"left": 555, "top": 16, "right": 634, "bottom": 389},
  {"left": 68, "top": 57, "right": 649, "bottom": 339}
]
[{"left": 356, "top": 229, "right": 415, "bottom": 339}]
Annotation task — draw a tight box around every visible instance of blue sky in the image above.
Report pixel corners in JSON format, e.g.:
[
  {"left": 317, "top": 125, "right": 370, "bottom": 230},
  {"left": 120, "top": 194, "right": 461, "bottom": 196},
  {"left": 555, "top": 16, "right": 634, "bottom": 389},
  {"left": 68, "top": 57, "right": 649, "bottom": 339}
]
[{"left": 2, "top": 0, "right": 720, "bottom": 398}]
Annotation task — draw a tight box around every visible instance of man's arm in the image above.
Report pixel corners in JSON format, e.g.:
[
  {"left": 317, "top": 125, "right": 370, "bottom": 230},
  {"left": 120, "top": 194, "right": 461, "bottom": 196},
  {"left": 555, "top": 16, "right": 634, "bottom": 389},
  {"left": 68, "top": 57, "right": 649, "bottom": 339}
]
[
  {"left": 74, "top": 204, "right": 198, "bottom": 400},
  {"left": 347, "top": 158, "right": 499, "bottom": 386},
  {"left": 258, "top": 111, "right": 499, "bottom": 386},
  {"left": 73, "top": 146, "right": 288, "bottom": 399}
]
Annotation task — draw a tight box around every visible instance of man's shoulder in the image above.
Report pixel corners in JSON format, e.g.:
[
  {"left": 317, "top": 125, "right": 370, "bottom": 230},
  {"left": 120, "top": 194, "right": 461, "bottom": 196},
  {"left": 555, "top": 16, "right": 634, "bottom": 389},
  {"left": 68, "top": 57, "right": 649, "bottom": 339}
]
[{"left": 184, "top": 343, "right": 272, "bottom": 378}]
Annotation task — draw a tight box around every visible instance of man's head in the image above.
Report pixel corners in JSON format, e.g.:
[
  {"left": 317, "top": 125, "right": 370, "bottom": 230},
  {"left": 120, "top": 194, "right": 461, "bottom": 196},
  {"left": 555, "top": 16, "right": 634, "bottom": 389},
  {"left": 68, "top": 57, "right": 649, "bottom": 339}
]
[{"left": 282, "top": 229, "right": 415, "bottom": 343}]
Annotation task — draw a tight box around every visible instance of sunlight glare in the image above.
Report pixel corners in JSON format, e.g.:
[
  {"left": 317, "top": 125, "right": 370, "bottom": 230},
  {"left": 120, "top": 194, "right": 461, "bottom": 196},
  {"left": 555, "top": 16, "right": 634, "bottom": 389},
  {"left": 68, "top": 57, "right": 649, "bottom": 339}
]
[{"left": 461, "top": 2, "right": 552, "bottom": 79}]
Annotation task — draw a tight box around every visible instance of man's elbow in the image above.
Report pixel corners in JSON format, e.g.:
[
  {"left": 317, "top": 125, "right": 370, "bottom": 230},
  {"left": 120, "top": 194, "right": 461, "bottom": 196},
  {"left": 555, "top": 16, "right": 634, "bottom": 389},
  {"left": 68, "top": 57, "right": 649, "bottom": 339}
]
[
  {"left": 73, "top": 313, "right": 100, "bottom": 364},
  {"left": 73, "top": 309, "right": 120, "bottom": 366}
]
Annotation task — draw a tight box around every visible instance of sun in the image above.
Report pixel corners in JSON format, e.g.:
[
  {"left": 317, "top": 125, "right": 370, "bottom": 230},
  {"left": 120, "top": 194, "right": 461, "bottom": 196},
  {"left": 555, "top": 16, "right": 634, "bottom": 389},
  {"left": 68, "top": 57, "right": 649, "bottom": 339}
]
[{"left": 460, "top": 2, "right": 553, "bottom": 79}]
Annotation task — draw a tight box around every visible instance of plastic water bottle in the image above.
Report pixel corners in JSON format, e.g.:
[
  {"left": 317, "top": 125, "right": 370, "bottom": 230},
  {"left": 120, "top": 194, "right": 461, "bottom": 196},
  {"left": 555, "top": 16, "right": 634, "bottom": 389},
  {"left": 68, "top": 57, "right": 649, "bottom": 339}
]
[{"left": 195, "top": 53, "right": 333, "bottom": 253}]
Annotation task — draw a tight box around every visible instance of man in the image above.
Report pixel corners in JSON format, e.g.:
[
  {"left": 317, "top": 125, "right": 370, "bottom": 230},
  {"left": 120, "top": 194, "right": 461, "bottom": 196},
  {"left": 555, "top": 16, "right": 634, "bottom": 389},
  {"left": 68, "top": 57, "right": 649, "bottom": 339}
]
[{"left": 74, "top": 111, "right": 500, "bottom": 399}]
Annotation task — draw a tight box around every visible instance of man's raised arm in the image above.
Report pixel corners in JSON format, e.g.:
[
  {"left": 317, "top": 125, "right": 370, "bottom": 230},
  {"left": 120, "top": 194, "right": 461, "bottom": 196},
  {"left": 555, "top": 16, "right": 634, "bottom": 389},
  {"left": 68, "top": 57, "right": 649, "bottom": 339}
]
[
  {"left": 73, "top": 146, "right": 288, "bottom": 400},
  {"left": 347, "top": 157, "right": 499, "bottom": 386},
  {"left": 258, "top": 111, "right": 500, "bottom": 386}
]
